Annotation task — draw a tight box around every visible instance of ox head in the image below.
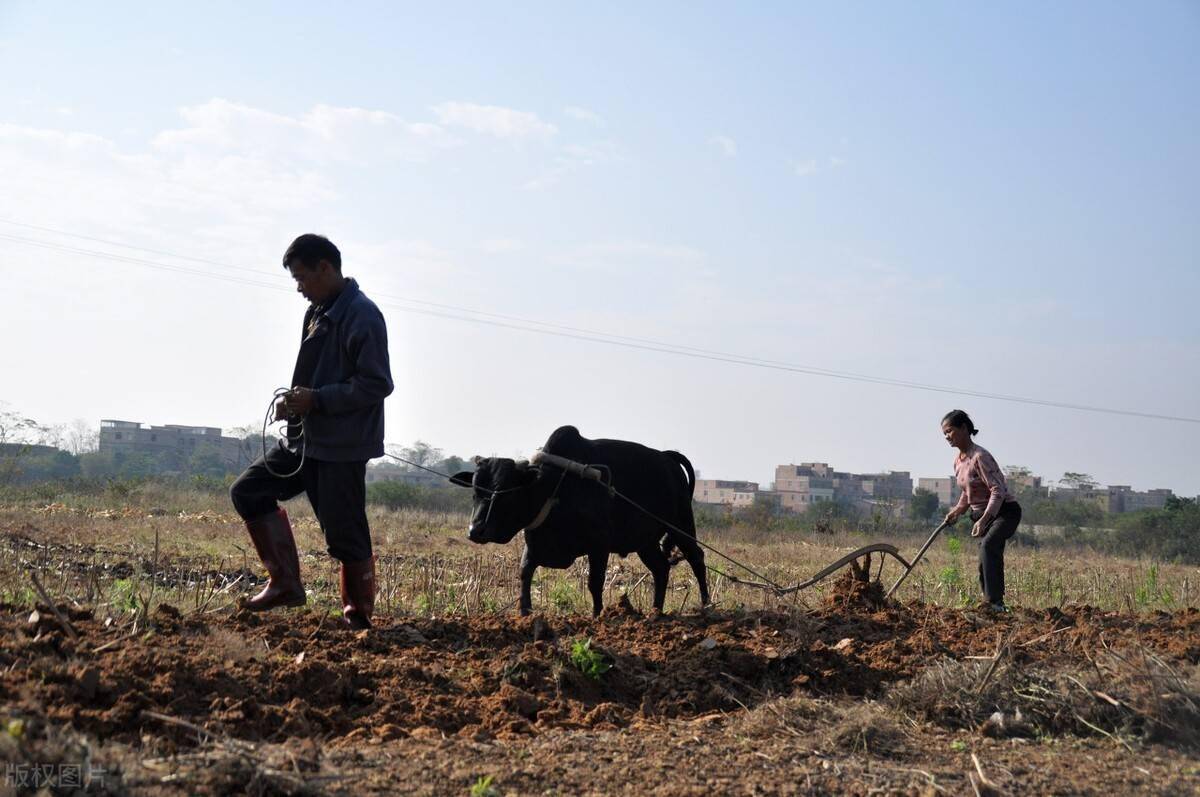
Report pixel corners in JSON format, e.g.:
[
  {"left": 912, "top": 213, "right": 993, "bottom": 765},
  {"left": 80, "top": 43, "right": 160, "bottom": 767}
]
[{"left": 450, "top": 456, "right": 539, "bottom": 544}]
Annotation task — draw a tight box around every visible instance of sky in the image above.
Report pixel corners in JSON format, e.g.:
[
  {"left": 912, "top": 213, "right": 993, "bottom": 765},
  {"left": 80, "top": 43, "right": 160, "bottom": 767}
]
[{"left": 1, "top": 1, "right": 1197, "bottom": 495}]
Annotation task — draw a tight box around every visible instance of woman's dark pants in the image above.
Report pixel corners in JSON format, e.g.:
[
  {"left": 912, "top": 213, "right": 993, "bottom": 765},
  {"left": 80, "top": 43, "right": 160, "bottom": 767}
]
[{"left": 973, "top": 501, "right": 1022, "bottom": 604}]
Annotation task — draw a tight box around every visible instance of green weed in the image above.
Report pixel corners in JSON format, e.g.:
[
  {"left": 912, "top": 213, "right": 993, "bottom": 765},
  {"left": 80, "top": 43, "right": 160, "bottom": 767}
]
[
  {"left": 0, "top": 586, "right": 36, "bottom": 607},
  {"left": 548, "top": 581, "right": 579, "bottom": 613},
  {"left": 569, "top": 638, "right": 611, "bottom": 680},
  {"left": 110, "top": 578, "right": 139, "bottom": 613},
  {"left": 469, "top": 775, "right": 500, "bottom": 797},
  {"left": 1135, "top": 565, "right": 1175, "bottom": 608}
]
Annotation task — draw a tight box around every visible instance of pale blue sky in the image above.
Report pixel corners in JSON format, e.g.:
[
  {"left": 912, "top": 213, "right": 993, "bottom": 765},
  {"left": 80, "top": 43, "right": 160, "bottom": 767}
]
[{"left": 2, "top": 2, "right": 1197, "bottom": 494}]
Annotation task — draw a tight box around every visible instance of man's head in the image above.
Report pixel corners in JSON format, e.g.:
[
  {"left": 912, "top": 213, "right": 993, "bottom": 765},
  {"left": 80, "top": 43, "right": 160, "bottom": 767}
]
[{"left": 283, "top": 234, "right": 344, "bottom": 305}]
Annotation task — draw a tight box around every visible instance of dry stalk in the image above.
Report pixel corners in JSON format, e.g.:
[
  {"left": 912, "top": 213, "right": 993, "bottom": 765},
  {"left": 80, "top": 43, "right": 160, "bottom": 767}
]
[
  {"left": 29, "top": 571, "right": 78, "bottom": 642},
  {"left": 974, "top": 632, "right": 1008, "bottom": 694},
  {"left": 969, "top": 753, "right": 1004, "bottom": 797}
]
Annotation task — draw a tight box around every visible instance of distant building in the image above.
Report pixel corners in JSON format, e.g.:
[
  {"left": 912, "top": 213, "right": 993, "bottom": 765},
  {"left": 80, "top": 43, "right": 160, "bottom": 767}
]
[
  {"left": 775, "top": 463, "right": 912, "bottom": 515},
  {"left": 774, "top": 464, "right": 835, "bottom": 511},
  {"left": 860, "top": 471, "right": 914, "bottom": 502},
  {"left": 752, "top": 490, "right": 783, "bottom": 510},
  {"left": 917, "top": 477, "right": 962, "bottom": 508},
  {"left": 1050, "top": 484, "right": 1175, "bottom": 513},
  {"left": 365, "top": 462, "right": 449, "bottom": 488},
  {"left": 695, "top": 460, "right": 1178, "bottom": 517},
  {"left": 1007, "top": 471, "right": 1044, "bottom": 491},
  {"left": 777, "top": 485, "right": 835, "bottom": 512},
  {"left": 0, "top": 443, "right": 59, "bottom": 458},
  {"left": 695, "top": 479, "right": 758, "bottom": 506},
  {"left": 1114, "top": 486, "right": 1174, "bottom": 513},
  {"left": 732, "top": 487, "right": 759, "bottom": 507},
  {"left": 98, "top": 419, "right": 246, "bottom": 468}
]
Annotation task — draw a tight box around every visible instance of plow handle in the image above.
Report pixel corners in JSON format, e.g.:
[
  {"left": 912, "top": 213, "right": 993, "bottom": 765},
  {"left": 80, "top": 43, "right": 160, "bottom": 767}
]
[{"left": 885, "top": 520, "right": 950, "bottom": 599}]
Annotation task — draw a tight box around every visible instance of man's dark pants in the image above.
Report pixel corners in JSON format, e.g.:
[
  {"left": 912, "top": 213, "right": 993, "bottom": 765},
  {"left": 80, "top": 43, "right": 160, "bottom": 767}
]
[
  {"left": 230, "top": 442, "right": 372, "bottom": 563},
  {"left": 973, "top": 501, "right": 1022, "bottom": 604}
]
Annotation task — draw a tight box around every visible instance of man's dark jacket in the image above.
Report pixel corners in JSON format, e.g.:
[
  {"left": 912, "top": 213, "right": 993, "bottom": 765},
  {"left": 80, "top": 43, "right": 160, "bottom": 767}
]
[{"left": 289, "top": 278, "right": 393, "bottom": 461}]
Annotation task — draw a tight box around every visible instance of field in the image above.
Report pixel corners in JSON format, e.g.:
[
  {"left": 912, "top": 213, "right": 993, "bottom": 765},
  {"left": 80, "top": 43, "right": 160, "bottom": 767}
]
[{"left": 2, "top": 484, "right": 1198, "bottom": 795}]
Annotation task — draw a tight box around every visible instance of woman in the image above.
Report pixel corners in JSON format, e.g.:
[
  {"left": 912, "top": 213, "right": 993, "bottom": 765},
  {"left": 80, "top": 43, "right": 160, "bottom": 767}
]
[{"left": 941, "top": 410, "right": 1022, "bottom": 612}]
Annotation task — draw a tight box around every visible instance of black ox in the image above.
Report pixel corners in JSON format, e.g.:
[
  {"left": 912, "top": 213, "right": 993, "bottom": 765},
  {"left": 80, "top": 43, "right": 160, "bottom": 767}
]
[{"left": 452, "top": 425, "right": 710, "bottom": 616}]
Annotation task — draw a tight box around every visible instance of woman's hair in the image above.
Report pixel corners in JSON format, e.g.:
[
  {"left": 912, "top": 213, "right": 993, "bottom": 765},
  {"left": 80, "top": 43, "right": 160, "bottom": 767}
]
[{"left": 941, "top": 409, "right": 979, "bottom": 436}]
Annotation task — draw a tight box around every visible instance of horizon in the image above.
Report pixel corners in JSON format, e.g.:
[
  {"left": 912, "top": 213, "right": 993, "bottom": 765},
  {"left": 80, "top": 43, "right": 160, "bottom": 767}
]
[
  {"left": 7, "top": 408, "right": 1191, "bottom": 498},
  {"left": 2, "top": 2, "right": 1197, "bottom": 497}
]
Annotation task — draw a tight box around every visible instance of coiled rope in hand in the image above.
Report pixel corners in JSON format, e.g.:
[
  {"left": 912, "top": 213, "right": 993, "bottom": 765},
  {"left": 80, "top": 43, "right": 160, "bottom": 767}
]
[{"left": 261, "top": 387, "right": 306, "bottom": 478}]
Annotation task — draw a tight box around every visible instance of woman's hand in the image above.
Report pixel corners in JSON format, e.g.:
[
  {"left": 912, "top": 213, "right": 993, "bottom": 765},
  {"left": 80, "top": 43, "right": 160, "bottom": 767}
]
[
  {"left": 971, "top": 517, "right": 990, "bottom": 538},
  {"left": 944, "top": 508, "right": 963, "bottom": 526}
]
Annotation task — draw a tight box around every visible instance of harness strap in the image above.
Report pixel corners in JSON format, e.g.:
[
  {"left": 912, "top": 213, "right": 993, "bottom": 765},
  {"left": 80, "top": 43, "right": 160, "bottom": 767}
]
[
  {"left": 530, "top": 450, "right": 606, "bottom": 482},
  {"left": 523, "top": 464, "right": 568, "bottom": 532},
  {"left": 524, "top": 496, "right": 558, "bottom": 531},
  {"left": 523, "top": 450, "right": 610, "bottom": 531}
]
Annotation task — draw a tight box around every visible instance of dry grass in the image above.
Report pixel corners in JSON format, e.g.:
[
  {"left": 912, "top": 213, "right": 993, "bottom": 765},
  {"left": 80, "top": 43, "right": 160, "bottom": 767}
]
[
  {"left": 824, "top": 703, "right": 909, "bottom": 758},
  {"left": 0, "top": 483, "right": 1196, "bottom": 620},
  {"left": 888, "top": 647, "right": 1200, "bottom": 749}
]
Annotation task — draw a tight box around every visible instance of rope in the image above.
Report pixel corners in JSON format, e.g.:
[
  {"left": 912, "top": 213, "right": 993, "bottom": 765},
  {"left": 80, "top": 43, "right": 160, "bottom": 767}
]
[
  {"left": 381, "top": 453, "right": 523, "bottom": 497},
  {"left": 383, "top": 454, "right": 460, "bottom": 482},
  {"left": 608, "top": 487, "right": 791, "bottom": 593},
  {"left": 261, "top": 388, "right": 305, "bottom": 479},
  {"left": 383, "top": 449, "right": 918, "bottom": 599}
]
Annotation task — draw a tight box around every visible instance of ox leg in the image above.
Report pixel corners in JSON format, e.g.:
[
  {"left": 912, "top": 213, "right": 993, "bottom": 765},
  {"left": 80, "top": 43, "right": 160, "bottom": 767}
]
[
  {"left": 519, "top": 546, "right": 537, "bottom": 617},
  {"left": 671, "top": 527, "right": 711, "bottom": 609},
  {"left": 684, "top": 545, "right": 710, "bottom": 608},
  {"left": 637, "top": 545, "right": 671, "bottom": 613},
  {"left": 587, "top": 550, "right": 608, "bottom": 617}
]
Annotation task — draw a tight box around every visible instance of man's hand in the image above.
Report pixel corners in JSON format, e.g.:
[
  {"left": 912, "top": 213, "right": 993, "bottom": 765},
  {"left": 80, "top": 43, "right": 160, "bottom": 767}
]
[
  {"left": 943, "top": 508, "right": 963, "bottom": 526},
  {"left": 971, "top": 516, "right": 991, "bottom": 538},
  {"left": 274, "top": 388, "right": 317, "bottom": 420},
  {"left": 284, "top": 387, "right": 317, "bottom": 417}
]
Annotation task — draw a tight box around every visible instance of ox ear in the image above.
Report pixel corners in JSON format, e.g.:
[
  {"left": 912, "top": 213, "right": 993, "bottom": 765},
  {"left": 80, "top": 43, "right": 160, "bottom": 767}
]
[
  {"left": 472, "top": 455, "right": 483, "bottom": 465},
  {"left": 448, "top": 471, "right": 474, "bottom": 488}
]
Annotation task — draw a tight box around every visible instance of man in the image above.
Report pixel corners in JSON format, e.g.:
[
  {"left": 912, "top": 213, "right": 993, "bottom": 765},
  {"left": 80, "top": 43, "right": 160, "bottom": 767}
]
[{"left": 230, "top": 234, "right": 393, "bottom": 629}]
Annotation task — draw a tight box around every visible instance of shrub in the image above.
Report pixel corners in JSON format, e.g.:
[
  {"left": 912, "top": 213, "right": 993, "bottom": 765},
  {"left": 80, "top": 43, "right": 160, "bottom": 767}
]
[
  {"left": 366, "top": 480, "right": 422, "bottom": 510},
  {"left": 366, "top": 480, "right": 472, "bottom": 514}
]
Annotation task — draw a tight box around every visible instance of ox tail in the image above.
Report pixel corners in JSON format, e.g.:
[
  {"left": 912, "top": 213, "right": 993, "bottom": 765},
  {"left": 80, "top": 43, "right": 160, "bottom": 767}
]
[
  {"left": 661, "top": 450, "right": 697, "bottom": 563},
  {"left": 665, "top": 450, "right": 696, "bottom": 498}
]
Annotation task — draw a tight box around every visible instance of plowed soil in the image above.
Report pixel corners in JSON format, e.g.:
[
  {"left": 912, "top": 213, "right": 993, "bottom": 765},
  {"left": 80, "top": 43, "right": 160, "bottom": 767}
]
[{"left": 3, "top": 571, "right": 1199, "bottom": 795}]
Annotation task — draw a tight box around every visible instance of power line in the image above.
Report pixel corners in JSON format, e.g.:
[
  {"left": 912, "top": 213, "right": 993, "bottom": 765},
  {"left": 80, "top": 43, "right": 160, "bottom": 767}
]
[
  {"left": 0, "top": 217, "right": 281, "bottom": 278},
  {"left": 3, "top": 224, "right": 1197, "bottom": 425},
  {"left": 0, "top": 216, "right": 823, "bottom": 361}
]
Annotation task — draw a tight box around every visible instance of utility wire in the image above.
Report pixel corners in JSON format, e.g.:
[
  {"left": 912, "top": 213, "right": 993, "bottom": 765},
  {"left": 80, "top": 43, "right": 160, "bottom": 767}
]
[
  {"left": 1, "top": 217, "right": 827, "bottom": 363},
  {"left": 3, "top": 224, "right": 1197, "bottom": 425}
]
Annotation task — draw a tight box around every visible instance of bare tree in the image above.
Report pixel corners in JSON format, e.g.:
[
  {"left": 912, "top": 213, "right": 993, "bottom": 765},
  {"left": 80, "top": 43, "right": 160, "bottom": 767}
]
[
  {"left": 66, "top": 418, "right": 99, "bottom": 455},
  {"left": 1004, "top": 464, "right": 1033, "bottom": 483},
  {"left": 1060, "top": 472, "right": 1098, "bottom": 491},
  {"left": 227, "top": 423, "right": 263, "bottom": 470},
  {"left": 0, "top": 404, "right": 53, "bottom": 486},
  {"left": 0, "top": 403, "right": 41, "bottom": 446},
  {"left": 389, "top": 440, "right": 442, "bottom": 470}
]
